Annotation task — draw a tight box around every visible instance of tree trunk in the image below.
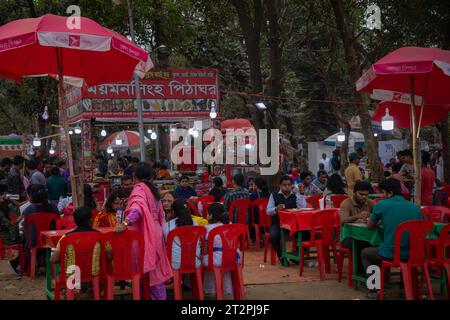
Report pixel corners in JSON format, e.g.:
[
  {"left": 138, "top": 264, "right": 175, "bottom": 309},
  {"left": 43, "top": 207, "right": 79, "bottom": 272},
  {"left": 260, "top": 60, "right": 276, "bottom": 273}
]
[
  {"left": 330, "top": 0, "right": 383, "bottom": 182},
  {"left": 152, "top": 0, "right": 165, "bottom": 48},
  {"left": 231, "top": 0, "right": 265, "bottom": 130}
]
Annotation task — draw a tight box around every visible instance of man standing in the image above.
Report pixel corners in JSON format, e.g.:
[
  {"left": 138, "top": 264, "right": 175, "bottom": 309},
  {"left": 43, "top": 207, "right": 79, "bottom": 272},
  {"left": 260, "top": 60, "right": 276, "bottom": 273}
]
[
  {"left": 120, "top": 175, "right": 134, "bottom": 198},
  {"left": 330, "top": 149, "right": 341, "bottom": 173},
  {"left": 356, "top": 148, "right": 367, "bottom": 173},
  {"left": 0, "top": 158, "right": 12, "bottom": 186},
  {"left": 345, "top": 152, "right": 363, "bottom": 197},
  {"left": 398, "top": 150, "right": 414, "bottom": 192},
  {"left": 7, "top": 156, "right": 25, "bottom": 198},
  {"left": 124, "top": 157, "right": 139, "bottom": 177},
  {"left": 26, "top": 160, "right": 47, "bottom": 187},
  {"left": 47, "top": 166, "right": 68, "bottom": 206},
  {"left": 266, "top": 176, "right": 307, "bottom": 265},
  {"left": 223, "top": 173, "right": 250, "bottom": 222},
  {"left": 361, "top": 178, "right": 422, "bottom": 299},
  {"left": 319, "top": 153, "right": 331, "bottom": 173},
  {"left": 421, "top": 151, "right": 436, "bottom": 206}
]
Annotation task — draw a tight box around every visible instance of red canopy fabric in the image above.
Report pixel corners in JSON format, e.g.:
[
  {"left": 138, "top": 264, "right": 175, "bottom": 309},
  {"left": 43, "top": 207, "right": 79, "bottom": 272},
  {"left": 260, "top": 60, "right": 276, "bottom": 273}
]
[
  {"left": 220, "top": 119, "right": 254, "bottom": 131},
  {"left": 356, "top": 47, "right": 450, "bottom": 106},
  {"left": 372, "top": 101, "right": 450, "bottom": 128},
  {"left": 0, "top": 14, "right": 152, "bottom": 86},
  {"left": 99, "top": 130, "right": 150, "bottom": 149}
]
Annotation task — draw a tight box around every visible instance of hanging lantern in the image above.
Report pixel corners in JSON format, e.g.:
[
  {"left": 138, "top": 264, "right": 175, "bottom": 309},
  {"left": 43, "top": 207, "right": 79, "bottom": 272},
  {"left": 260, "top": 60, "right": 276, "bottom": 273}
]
[
  {"left": 32, "top": 132, "right": 41, "bottom": 147},
  {"left": 151, "top": 132, "right": 157, "bottom": 140},
  {"left": 49, "top": 148, "right": 55, "bottom": 155},
  {"left": 209, "top": 101, "right": 217, "bottom": 119},
  {"left": 41, "top": 106, "right": 49, "bottom": 120},
  {"left": 381, "top": 108, "right": 394, "bottom": 131},
  {"left": 337, "top": 128, "right": 345, "bottom": 142},
  {"left": 74, "top": 124, "right": 82, "bottom": 134},
  {"left": 68, "top": 129, "right": 74, "bottom": 135},
  {"left": 100, "top": 128, "right": 107, "bottom": 137},
  {"left": 107, "top": 146, "right": 113, "bottom": 154}
]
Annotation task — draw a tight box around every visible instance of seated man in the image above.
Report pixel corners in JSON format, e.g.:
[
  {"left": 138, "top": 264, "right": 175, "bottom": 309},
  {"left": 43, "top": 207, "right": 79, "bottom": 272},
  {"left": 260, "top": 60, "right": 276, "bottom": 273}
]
[
  {"left": 173, "top": 175, "right": 197, "bottom": 200},
  {"left": 361, "top": 178, "right": 422, "bottom": 299},
  {"left": 223, "top": 173, "right": 251, "bottom": 224},
  {"left": 298, "top": 171, "right": 322, "bottom": 196},
  {"left": 339, "top": 181, "right": 374, "bottom": 274},
  {"left": 266, "top": 176, "right": 307, "bottom": 266},
  {"left": 313, "top": 170, "right": 328, "bottom": 192}
]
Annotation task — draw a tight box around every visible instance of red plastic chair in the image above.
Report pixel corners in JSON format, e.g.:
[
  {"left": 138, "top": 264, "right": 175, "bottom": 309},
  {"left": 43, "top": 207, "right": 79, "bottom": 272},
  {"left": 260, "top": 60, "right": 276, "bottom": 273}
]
[
  {"left": 24, "top": 212, "right": 59, "bottom": 280},
  {"left": 306, "top": 195, "right": 322, "bottom": 209},
  {"left": 329, "top": 195, "right": 349, "bottom": 208},
  {"left": 101, "top": 230, "right": 144, "bottom": 300},
  {"left": 421, "top": 206, "right": 450, "bottom": 223},
  {"left": 62, "top": 203, "right": 74, "bottom": 217},
  {"left": 56, "top": 216, "right": 77, "bottom": 230},
  {"left": 187, "top": 201, "right": 199, "bottom": 217},
  {"left": 204, "top": 224, "right": 246, "bottom": 300},
  {"left": 251, "top": 198, "right": 270, "bottom": 249},
  {"left": 402, "top": 193, "right": 411, "bottom": 201},
  {"left": 229, "top": 199, "right": 253, "bottom": 250},
  {"left": 373, "top": 197, "right": 386, "bottom": 204},
  {"left": 166, "top": 226, "right": 206, "bottom": 300},
  {"left": 197, "top": 195, "right": 215, "bottom": 218},
  {"left": 0, "top": 239, "right": 25, "bottom": 274},
  {"left": 427, "top": 223, "right": 450, "bottom": 299},
  {"left": 380, "top": 220, "right": 434, "bottom": 300},
  {"left": 54, "top": 232, "right": 103, "bottom": 300},
  {"left": 299, "top": 210, "right": 337, "bottom": 280}
]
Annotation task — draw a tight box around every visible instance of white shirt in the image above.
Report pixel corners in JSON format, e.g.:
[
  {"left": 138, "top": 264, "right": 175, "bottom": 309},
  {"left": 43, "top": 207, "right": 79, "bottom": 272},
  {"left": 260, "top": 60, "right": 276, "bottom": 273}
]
[
  {"left": 319, "top": 157, "right": 331, "bottom": 173},
  {"left": 436, "top": 156, "right": 444, "bottom": 182}
]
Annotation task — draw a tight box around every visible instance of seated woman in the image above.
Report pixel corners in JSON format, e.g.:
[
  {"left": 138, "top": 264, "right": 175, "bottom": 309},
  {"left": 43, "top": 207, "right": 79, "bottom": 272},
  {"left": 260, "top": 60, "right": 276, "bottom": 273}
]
[
  {"left": 83, "top": 184, "right": 99, "bottom": 211},
  {"left": 0, "top": 184, "right": 22, "bottom": 274},
  {"left": 203, "top": 203, "right": 241, "bottom": 297},
  {"left": 162, "top": 191, "right": 177, "bottom": 222},
  {"left": 323, "top": 173, "right": 347, "bottom": 196},
  {"left": 208, "top": 177, "right": 227, "bottom": 202},
  {"left": 92, "top": 189, "right": 126, "bottom": 228},
  {"left": 157, "top": 165, "right": 172, "bottom": 180},
  {"left": 246, "top": 177, "right": 257, "bottom": 193},
  {"left": 20, "top": 184, "right": 59, "bottom": 274},
  {"left": 163, "top": 198, "right": 201, "bottom": 270}
]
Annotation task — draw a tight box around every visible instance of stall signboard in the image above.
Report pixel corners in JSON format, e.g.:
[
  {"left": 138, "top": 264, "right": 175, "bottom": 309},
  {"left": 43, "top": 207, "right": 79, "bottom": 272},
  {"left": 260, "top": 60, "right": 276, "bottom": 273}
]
[{"left": 65, "top": 69, "right": 219, "bottom": 122}]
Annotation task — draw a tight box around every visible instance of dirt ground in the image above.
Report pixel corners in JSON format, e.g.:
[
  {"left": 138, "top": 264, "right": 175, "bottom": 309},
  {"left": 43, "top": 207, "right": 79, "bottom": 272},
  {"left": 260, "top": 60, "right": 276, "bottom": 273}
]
[{"left": 0, "top": 248, "right": 446, "bottom": 300}]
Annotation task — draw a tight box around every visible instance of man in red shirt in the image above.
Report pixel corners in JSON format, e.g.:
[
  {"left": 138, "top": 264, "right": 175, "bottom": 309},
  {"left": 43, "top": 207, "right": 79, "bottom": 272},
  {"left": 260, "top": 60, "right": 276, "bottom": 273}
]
[{"left": 421, "top": 151, "right": 436, "bottom": 206}]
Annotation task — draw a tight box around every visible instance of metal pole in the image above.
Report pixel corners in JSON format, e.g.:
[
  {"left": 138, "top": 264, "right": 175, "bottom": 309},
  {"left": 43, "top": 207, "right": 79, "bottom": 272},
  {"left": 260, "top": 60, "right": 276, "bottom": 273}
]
[
  {"left": 155, "top": 124, "right": 160, "bottom": 162},
  {"left": 127, "top": 0, "right": 146, "bottom": 161}
]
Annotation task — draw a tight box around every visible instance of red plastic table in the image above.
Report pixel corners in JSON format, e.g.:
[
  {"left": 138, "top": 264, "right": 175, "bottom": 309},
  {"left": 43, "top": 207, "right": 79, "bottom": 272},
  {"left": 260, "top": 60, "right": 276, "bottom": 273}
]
[{"left": 278, "top": 209, "right": 337, "bottom": 271}]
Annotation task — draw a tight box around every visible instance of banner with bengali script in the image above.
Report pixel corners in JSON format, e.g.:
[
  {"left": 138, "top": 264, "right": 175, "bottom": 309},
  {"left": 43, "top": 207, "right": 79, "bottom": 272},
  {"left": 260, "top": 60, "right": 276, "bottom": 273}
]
[{"left": 65, "top": 69, "right": 219, "bottom": 120}]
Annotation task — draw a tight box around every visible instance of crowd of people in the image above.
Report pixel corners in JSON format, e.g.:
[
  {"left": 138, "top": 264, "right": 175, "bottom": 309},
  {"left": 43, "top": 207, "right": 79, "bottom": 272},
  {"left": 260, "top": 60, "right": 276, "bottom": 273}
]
[{"left": 0, "top": 145, "right": 443, "bottom": 300}]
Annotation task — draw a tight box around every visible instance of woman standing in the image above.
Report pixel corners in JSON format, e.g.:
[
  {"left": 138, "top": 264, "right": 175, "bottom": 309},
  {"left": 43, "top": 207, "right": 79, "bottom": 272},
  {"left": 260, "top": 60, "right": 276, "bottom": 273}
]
[{"left": 115, "top": 162, "right": 172, "bottom": 300}]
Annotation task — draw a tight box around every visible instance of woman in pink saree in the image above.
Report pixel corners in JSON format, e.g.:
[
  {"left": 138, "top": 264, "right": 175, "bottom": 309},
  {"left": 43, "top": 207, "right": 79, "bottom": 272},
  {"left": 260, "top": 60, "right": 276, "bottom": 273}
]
[{"left": 115, "top": 162, "right": 172, "bottom": 300}]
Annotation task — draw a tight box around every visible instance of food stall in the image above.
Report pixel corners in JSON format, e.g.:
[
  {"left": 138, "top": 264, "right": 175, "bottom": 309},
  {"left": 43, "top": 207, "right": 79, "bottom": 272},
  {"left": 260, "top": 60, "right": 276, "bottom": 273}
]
[{"left": 62, "top": 69, "right": 220, "bottom": 193}]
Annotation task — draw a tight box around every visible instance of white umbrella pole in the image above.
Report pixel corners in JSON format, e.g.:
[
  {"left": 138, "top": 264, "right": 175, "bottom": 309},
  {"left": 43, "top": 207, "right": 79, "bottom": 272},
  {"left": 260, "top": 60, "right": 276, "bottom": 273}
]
[
  {"left": 410, "top": 77, "right": 421, "bottom": 205},
  {"left": 57, "top": 48, "right": 80, "bottom": 208}
]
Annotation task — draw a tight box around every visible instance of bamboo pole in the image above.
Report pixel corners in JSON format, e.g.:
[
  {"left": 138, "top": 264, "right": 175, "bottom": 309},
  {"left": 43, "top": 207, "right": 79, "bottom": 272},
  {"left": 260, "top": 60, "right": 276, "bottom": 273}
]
[
  {"left": 410, "top": 77, "right": 421, "bottom": 205},
  {"left": 56, "top": 48, "right": 79, "bottom": 208}
]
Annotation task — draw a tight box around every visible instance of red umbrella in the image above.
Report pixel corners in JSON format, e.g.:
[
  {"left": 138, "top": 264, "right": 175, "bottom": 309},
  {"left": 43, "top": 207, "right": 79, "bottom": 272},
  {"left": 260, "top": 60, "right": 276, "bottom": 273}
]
[
  {"left": 0, "top": 14, "right": 151, "bottom": 84},
  {"left": 372, "top": 101, "right": 450, "bottom": 128},
  {"left": 357, "top": 47, "right": 450, "bottom": 105},
  {"left": 356, "top": 46, "right": 450, "bottom": 205},
  {"left": 99, "top": 130, "right": 150, "bottom": 150},
  {"left": 0, "top": 14, "right": 152, "bottom": 206},
  {"left": 220, "top": 119, "right": 254, "bottom": 131}
]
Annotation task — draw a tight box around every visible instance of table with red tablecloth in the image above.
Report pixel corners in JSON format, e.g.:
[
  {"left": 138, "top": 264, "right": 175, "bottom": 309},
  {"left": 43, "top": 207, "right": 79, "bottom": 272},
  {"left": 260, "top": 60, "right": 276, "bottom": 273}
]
[
  {"left": 278, "top": 209, "right": 326, "bottom": 264},
  {"left": 41, "top": 227, "right": 114, "bottom": 300}
]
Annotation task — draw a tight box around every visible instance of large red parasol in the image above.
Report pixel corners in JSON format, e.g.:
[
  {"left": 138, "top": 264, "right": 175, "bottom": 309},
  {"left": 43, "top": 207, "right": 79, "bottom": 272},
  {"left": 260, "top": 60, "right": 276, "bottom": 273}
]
[
  {"left": 99, "top": 130, "right": 150, "bottom": 150},
  {"left": 372, "top": 101, "right": 450, "bottom": 128},
  {"left": 0, "top": 14, "right": 152, "bottom": 206},
  {"left": 356, "top": 46, "right": 450, "bottom": 204}
]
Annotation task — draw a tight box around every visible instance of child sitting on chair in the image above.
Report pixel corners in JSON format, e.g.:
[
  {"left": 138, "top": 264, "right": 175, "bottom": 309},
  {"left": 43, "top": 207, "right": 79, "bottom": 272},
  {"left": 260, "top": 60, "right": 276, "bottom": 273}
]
[
  {"left": 202, "top": 203, "right": 241, "bottom": 297},
  {"left": 51, "top": 206, "right": 112, "bottom": 269}
]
